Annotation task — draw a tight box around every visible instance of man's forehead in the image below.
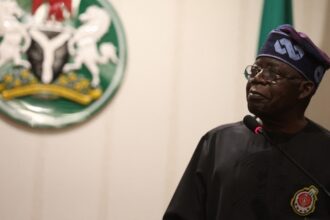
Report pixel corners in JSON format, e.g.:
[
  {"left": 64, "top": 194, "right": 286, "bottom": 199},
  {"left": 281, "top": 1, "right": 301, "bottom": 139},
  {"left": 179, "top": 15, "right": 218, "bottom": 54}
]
[
  {"left": 255, "top": 56, "right": 300, "bottom": 75},
  {"left": 254, "top": 57, "right": 290, "bottom": 70},
  {"left": 255, "top": 57, "right": 282, "bottom": 66}
]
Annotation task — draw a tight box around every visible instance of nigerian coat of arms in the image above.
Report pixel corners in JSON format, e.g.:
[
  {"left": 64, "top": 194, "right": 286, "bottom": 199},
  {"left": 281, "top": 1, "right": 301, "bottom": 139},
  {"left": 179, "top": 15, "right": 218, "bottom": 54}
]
[{"left": 0, "top": 0, "right": 127, "bottom": 128}]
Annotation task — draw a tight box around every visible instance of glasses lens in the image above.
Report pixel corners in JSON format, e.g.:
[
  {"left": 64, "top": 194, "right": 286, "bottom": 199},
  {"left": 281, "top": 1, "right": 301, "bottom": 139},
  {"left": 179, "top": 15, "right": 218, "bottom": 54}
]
[
  {"left": 244, "top": 67, "right": 250, "bottom": 79},
  {"left": 245, "top": 65, "right": 261, "bottom": 80},
  {"left": 250, "top": 66, "right": 261, "bottom": 76}
]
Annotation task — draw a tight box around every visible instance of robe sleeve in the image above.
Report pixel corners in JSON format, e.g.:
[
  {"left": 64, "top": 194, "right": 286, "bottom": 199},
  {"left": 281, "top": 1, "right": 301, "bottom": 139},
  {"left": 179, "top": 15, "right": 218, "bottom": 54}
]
[{"left": 163, "top": 134, "right": 212, "bottom": 220}]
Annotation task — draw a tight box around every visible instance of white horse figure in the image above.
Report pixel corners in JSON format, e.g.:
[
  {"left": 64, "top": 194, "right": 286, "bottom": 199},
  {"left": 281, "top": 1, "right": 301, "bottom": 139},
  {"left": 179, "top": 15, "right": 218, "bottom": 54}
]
[
  {"left": 63, "top": 6, "right": 118, "bottom": 87},
  {"left": 0, "top": 1, "right": 31, "bottom": 68}
]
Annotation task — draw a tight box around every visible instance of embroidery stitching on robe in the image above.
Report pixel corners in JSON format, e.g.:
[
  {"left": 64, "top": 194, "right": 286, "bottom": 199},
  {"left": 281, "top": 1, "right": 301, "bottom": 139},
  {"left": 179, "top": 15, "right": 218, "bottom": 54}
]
[{"left": 0, "top": 0, "right": 127, "bottom": 128}]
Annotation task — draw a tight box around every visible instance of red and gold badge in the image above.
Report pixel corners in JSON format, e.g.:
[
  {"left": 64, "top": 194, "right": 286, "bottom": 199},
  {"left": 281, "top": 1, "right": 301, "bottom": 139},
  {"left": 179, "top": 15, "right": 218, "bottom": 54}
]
[{"left": 290, "top": 185, "right": 319, "bottom": 216}]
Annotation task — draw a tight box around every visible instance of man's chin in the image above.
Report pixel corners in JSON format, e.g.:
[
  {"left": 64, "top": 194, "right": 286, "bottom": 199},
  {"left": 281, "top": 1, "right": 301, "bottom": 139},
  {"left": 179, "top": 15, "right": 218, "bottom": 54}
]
[{"left": 247, "top": 104, "right": 270, "bottom": 119}]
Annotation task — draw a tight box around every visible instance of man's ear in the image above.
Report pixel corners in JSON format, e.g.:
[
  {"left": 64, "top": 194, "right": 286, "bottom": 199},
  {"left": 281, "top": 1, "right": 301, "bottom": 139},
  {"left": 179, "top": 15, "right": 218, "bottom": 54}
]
[{"left": 298, "top": 80, "right": 316, "bottom": 100}]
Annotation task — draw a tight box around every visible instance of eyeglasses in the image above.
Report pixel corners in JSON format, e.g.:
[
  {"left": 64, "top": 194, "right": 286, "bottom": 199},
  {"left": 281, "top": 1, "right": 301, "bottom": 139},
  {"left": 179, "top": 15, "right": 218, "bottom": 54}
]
[{"left": 244, "top": 65, "right": 303, "bottom": 84}]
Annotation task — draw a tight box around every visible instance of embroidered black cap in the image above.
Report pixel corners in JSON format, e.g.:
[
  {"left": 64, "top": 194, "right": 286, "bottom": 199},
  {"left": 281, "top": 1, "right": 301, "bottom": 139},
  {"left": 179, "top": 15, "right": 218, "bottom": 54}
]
[{"left": 257, "top": 24, "right": 330, "bottom": 85}]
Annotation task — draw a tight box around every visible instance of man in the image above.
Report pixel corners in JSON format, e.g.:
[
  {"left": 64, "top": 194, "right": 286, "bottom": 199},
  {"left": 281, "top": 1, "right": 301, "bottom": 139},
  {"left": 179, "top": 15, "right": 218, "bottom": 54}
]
[{"left": 163, "top": 25, "right": 330, "bottom": 220}]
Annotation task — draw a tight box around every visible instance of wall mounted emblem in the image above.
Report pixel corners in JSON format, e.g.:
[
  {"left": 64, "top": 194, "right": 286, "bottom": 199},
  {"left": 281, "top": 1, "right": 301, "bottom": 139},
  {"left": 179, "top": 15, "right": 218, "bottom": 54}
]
[{"left": 0, "top": 0, "right": 127, "bottom": 128}]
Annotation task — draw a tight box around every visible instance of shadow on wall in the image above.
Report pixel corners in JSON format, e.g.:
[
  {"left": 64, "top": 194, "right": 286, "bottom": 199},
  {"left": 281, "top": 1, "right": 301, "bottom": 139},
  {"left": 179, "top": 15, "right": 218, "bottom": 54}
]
[{"left": 306, "top": 0, "right": 330, "bottom": 130}]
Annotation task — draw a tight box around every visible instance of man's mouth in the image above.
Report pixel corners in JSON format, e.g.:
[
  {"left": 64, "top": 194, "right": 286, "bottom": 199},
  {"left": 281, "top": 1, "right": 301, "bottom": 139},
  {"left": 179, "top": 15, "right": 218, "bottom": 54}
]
[{"left": 247, "top": 90, "right": 269, "bottom": 100}]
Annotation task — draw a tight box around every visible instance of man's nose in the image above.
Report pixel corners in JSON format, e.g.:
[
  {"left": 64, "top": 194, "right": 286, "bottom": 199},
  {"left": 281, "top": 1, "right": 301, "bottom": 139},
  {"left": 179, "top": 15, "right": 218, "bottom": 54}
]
[{"left": 250, "top": 69, "right": 268, "bottom": 84}]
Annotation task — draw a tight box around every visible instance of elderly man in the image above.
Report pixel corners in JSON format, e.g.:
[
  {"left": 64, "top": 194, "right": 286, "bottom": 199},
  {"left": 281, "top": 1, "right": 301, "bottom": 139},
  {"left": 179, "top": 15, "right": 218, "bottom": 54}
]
[{"left": 163, "top": 25, "right": 330, "bottom": 220}]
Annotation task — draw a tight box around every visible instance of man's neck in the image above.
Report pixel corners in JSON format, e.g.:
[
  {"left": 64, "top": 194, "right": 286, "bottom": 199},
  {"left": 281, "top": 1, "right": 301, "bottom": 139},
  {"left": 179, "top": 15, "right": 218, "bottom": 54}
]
[{"left": 259, "top": 114, "right": 308, "bottom": 134}]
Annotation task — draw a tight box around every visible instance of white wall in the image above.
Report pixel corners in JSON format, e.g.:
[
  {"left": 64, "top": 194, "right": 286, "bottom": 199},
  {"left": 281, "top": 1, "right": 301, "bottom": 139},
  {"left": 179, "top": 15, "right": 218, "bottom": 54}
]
[{"left": 0, "top": 1, "right": 329, "bottom": 220}]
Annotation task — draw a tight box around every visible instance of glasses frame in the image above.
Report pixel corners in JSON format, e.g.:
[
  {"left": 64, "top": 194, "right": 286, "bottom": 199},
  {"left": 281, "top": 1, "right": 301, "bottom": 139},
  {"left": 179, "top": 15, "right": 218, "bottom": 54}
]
[{"left": 244, "top": 64, "right": 303, "bottom": 84}]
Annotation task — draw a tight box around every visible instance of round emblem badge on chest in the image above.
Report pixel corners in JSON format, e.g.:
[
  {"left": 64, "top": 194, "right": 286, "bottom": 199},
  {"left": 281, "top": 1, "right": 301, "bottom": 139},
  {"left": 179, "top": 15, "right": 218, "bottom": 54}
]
[{"left": 290, "top": 185, "right": 319, "bottom": 216}]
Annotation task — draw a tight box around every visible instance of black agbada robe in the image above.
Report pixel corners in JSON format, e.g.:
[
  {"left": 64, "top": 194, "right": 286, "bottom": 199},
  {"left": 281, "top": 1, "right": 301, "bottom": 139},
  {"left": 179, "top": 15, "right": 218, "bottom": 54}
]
[{"left": 163, "top": 120, "right": 330, "bottom": 220}]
